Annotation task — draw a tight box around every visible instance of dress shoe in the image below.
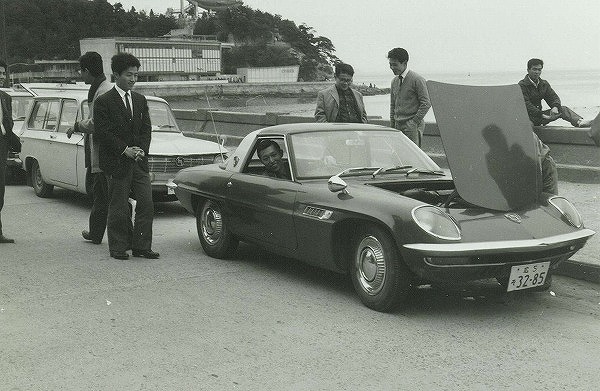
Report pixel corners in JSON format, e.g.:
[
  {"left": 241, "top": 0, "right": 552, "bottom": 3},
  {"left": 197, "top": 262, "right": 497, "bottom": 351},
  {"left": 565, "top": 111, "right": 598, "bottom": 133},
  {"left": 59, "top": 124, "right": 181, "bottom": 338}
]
[
  {"left": 0, "top": 235, "right": 15, "bottom": 243},
  {"left": 132, "top": 249, "right": 160, "bottom": 259},
  {"left": 110, "top": 252, "right": 129, "bottom": 260},
  {"left": 82, "top": 230, "right": 101, "bottom": 244}
]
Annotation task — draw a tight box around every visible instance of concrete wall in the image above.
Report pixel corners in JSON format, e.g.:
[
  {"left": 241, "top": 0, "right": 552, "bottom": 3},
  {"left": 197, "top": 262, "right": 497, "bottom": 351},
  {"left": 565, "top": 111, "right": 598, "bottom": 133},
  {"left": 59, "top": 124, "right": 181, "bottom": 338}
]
[
  {"left": 135, "top": 81, "right": 333, "bottom": 98},
  {"left": 173, "top": 108, "right": 600, "bottom": 183}
]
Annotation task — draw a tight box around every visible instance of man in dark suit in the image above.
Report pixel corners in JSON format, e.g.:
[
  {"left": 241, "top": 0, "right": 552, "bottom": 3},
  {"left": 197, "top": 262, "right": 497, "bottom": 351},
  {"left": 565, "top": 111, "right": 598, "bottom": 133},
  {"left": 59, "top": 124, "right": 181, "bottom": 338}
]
[
  {"left": 94, "top": 53, "right": 159, "bottom": 260},
  {"left": 0, "top": 60, "right": 15, "bottom": 243}
]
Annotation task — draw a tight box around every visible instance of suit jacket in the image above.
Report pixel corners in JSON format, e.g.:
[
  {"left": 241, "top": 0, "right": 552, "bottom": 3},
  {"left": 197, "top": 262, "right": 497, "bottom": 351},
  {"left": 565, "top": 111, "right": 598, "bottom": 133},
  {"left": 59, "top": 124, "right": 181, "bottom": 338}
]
[
  {"left": 93, "top": 87, "right": 152, "bottom": 178},
  {"left": 314, "top": 85, "right": 367, "bottom": 123},
  {"left": 0, "top": 90, "right": 14, "bottom": 137}
]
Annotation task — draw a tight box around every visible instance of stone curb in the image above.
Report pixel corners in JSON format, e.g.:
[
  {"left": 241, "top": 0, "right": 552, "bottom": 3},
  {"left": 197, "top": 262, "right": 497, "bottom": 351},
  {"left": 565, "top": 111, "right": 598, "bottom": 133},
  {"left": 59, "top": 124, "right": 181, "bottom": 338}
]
[{"left": 555, "top": 260, "right": 600, "bottom": 284}]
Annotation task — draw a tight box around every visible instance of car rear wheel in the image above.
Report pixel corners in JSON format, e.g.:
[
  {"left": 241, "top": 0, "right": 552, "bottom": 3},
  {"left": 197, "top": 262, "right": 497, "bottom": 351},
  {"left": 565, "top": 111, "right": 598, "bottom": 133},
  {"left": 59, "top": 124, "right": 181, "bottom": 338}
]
[
  {"left": 350, "top": 225, "right": 411, "bottom": 312},
  {"left": 31, "top": 161, "right": 53, "bottom": 198},
  {"left": 196, "top": 199, "right": 238, "bottom": 258}
]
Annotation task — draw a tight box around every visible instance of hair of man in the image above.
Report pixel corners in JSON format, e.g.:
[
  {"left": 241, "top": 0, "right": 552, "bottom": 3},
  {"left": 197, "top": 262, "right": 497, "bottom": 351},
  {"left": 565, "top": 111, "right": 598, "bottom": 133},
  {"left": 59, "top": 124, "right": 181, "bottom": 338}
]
[
  {"left": 527, "top": 58, "right": 544, "bottom": 70},
  {"left": 387, "top": 47, "right": 409, "bottom": 63},
  {"left": 111, "top": 52, "right": 141, "bottom": 75},
  {"left": 79, "top": 51, "right": 104, "bottom": 77},
  {"left": 256, "top": 139, "right": 282, "bottom": 157},
  {"left": 335, "top": 63, "right": 355, "bottom": 77}
]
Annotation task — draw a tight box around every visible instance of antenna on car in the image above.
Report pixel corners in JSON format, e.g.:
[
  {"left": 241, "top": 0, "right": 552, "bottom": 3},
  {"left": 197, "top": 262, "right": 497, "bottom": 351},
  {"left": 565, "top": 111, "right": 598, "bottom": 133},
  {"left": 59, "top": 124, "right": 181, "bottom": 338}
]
[{"left": 204, "top": 90, "right": 226, "bottom": 162}]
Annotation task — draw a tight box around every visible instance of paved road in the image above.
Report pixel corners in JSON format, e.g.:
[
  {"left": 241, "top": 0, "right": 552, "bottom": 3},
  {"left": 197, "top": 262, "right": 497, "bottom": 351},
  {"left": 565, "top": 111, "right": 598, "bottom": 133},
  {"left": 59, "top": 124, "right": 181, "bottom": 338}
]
[{"left": 1, "top": 185, "right": 599, "bottom": 390}]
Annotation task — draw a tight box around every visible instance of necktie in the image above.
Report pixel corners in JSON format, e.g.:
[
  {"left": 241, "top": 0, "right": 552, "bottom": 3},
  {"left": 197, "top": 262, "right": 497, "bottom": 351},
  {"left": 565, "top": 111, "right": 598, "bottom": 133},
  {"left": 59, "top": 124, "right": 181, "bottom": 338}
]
[
  {"left": 125, "top": 91, "right": 132, "bottom": 118},
  {"left": 398, "top": 75, "right": 403, "bottom": 87}
]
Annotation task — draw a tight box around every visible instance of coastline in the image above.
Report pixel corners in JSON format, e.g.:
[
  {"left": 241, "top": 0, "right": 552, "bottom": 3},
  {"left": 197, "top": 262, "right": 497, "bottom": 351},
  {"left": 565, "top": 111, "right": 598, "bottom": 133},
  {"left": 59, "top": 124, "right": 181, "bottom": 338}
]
[{"left": 134, "top": 80, "right": 389, "bottom": 100}]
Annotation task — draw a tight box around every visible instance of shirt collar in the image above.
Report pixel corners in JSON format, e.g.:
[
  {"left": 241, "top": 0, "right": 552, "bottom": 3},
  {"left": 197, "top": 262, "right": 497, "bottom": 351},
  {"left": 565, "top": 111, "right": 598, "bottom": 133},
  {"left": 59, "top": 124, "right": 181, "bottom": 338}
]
[
  {"left": 527, "top": 75, "right": 540, "bottom": 88},
  {"left": 400, "top": 68, "right": 409, "bottom": 79},
  {"left": 114, "top": 84, "right": 130, "bottom": 99}
]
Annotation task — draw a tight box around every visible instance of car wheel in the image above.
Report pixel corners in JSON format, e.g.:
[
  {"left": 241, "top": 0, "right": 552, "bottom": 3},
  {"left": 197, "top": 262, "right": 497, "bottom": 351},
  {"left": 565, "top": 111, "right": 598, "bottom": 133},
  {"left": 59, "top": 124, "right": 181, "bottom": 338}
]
[
  {"left": 350, "top": 225, "right": 411, "bottom": 312},
  {"left": 196, "top": 199, "right": 238, "bottom": 258},
  {"left": 31, "top": 161, "right": 53, "bottom": 198}
]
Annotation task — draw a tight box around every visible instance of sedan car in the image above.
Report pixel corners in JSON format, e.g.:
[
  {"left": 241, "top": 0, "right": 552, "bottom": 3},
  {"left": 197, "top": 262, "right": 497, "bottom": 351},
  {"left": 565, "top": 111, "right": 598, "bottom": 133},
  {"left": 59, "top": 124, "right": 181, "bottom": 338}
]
[
  {"left": 19, "top": 88, "right": 225, "bottom": 200},
  {"left": 170, "top": 82, "right": 595, "bottom": 312}
]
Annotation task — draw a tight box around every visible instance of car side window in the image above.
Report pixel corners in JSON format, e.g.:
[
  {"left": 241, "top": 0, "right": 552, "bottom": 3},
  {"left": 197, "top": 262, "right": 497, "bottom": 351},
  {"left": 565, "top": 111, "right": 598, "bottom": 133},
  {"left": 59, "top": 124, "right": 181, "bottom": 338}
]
[
  {"left": 58, "top": 99, "right": 79, "bottom": 133},
  {"left": 242, "top": 138, "right": 291, "bottom": 179},
  {"left": 28, "top": 100, "right": 60, "bottom": 131}
]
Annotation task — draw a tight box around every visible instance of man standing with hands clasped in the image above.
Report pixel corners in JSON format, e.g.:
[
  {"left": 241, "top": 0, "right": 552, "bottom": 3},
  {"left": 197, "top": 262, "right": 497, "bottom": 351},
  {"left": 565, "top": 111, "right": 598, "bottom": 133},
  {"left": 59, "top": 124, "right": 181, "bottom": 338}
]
[
  {"left": 388, "top": 47, "right": 431, "bottom": 148},
  {"left": 94, "top": 53, "right": 159, "bottom": 260}
]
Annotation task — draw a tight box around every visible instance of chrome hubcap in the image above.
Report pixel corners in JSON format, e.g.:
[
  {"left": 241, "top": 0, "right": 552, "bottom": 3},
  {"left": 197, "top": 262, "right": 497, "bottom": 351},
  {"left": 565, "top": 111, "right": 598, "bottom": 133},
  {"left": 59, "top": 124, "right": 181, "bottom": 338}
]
[
  {"left": 355, "top": 236, "right": 386, "bottom": 295},
  {"left": 201, "top": 204, "right": 223, "bottom": 245}
]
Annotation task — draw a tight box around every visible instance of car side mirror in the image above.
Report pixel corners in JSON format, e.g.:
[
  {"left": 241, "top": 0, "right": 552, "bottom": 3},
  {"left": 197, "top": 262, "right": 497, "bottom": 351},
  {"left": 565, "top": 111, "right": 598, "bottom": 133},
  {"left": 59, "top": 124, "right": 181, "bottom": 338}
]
[{"left": 328, "top": 175, "right": 348, "bottom": 194}]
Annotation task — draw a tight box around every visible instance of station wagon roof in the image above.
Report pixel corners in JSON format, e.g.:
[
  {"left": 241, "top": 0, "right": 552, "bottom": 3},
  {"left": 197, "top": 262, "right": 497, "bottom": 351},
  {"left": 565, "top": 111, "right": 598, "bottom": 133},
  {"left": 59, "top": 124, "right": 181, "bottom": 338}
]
[{"left": 27, "top": 88, "right": 167, "bottom": 104}]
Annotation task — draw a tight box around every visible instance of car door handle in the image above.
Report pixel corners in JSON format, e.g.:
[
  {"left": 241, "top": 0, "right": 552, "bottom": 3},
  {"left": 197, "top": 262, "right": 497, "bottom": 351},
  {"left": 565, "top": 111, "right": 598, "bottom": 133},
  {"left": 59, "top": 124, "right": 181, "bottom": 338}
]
[{"left": 226, "top": 181, "right": 233, "bottom": 188}]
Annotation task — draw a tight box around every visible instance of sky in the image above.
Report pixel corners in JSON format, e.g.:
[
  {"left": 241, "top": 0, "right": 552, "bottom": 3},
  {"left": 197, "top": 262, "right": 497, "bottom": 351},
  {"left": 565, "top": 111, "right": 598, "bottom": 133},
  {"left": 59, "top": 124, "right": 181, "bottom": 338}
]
[{"left": 113, "top": 0, "right": 600, "bottom": 75}]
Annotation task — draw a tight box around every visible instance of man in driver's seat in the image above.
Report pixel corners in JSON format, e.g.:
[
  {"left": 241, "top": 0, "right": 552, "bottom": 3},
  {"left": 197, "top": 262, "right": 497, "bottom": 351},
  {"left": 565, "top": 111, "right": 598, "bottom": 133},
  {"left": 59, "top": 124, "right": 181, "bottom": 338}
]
[{"left": 256, "top": 139, "right": 291, "bottom": 179}]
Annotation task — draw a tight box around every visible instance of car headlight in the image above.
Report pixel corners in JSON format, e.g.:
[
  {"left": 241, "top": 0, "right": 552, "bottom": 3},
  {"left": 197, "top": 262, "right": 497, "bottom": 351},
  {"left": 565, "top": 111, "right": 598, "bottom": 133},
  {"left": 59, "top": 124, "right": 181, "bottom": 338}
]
[
  {"left": 548, "top": 196, "right": 583, "bottom": 228},
  {"left": 412, "top": 206, "right": 461, "bottom": 240}
]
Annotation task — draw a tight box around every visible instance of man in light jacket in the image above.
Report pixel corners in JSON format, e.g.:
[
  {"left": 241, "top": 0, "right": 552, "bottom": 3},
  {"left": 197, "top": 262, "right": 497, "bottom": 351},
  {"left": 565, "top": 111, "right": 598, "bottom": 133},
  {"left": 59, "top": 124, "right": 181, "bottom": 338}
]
[
  {"left": 67, "top": 52, "right": 113, "bottom": 244},
  {"left": 315, "top": 63, "right": 367, "bottom": 123}
]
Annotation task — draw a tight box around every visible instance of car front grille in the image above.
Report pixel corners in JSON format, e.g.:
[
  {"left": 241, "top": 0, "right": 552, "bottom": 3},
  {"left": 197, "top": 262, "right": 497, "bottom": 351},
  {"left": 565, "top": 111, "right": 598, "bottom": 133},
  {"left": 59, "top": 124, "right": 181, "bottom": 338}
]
[{"left": 148, "top": 155, "right": 216, "bottom": 173}]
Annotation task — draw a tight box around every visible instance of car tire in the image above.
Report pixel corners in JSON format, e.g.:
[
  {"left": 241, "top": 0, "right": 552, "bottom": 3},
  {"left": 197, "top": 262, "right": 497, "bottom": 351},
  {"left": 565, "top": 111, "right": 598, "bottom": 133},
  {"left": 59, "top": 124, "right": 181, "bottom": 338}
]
[
  {"left": 31, "top": 161, "right": 53, "bottom": 198},
  {"left": 196, "top": 199, "right": 238, "bottom": 258},
  {"left": 350, "top": 225, "right": 411, "bottom": 312}
]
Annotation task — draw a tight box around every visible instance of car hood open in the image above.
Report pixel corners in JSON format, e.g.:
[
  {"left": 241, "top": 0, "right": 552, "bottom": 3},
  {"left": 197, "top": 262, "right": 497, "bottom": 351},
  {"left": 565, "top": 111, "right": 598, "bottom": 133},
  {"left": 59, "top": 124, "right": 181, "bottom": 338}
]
[
  {"left": 427, "top": 81, "right": 541, "bottom": 212},
  {"left": 149, "top": 132, "right": 223, "bottom": 156}
]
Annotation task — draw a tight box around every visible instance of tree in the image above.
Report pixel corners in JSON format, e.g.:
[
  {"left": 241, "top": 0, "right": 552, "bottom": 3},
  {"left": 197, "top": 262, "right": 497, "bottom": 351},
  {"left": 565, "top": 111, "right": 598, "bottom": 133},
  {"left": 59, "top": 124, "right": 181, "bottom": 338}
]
[
  {"left": 1, "top": 0, "right": 177, "bottom": 64},
  {"left": 193, "top": 5, "right": 338, "bottom": 81}
]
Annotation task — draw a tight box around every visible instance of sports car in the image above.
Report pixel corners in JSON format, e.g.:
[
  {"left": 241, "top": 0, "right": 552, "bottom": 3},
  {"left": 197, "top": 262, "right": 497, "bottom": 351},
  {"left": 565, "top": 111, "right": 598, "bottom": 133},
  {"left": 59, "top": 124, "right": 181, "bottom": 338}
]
[{"left": 170, "top": 82, "right": 595, "bottom": 312}]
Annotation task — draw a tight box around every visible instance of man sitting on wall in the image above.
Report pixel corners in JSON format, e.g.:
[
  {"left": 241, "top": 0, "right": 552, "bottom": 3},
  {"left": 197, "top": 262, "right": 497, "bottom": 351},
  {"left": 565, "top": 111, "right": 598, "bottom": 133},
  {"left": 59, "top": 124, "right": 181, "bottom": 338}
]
[{"left": 518, "top": 58, "right": 592, "bottom": 127}]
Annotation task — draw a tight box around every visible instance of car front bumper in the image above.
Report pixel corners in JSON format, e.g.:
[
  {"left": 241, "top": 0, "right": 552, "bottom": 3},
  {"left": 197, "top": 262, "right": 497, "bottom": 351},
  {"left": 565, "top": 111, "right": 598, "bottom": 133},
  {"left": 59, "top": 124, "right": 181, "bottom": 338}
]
[{"left": 401, "top": 229, "right": 595, "bottom": 282}]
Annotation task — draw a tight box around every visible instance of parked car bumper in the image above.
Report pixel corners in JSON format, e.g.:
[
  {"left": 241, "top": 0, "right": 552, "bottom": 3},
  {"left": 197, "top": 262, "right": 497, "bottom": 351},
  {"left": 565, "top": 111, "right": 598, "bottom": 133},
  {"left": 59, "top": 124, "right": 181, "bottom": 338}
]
[{"left": 401, "top": 229, "right": 595, "bottom": 282}]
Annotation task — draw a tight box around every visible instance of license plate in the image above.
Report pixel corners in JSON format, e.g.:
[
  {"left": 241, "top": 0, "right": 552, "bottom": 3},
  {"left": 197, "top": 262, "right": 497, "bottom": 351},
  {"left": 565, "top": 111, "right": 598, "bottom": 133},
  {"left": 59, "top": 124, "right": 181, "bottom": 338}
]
[{"left": 506, "top": 261, "right": 550, "bottom": 292}]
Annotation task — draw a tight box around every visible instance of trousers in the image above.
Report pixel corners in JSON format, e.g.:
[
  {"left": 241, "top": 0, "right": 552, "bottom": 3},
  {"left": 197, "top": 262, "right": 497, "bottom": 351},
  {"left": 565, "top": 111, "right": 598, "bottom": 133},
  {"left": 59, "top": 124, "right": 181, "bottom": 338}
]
[
  {"left": 0, "top": 137, "right": 6, "bottom": 235},
  {"left": 106, "top": 163, "right": 154, "bottom": 253},
  {"left": 394, "top": 119, "right": 425, "bottom": 147},
  {"left": 88, "top": 172, "right": 109, "bottom": 242}
]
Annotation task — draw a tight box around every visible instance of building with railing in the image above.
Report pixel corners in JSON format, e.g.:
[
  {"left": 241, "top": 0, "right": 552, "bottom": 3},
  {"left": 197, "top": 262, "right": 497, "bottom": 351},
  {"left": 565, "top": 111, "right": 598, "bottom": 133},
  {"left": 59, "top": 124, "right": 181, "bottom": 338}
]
[
  {"left": 80, "top": 35, "right": 225, "bottom": 82},
  {"left": 8, "top": 60, "right": 80, "bottom": 84}
]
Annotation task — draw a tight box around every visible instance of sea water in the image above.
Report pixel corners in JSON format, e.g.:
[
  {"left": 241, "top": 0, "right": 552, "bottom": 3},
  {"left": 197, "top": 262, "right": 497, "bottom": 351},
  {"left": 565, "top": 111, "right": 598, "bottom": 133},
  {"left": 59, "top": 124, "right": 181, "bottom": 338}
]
[
  {"left": 356, "top": 69, "right": 600, "bottom": 125},
  {"left": 170, "top": 68, "right": 600, "bottom": 126}
]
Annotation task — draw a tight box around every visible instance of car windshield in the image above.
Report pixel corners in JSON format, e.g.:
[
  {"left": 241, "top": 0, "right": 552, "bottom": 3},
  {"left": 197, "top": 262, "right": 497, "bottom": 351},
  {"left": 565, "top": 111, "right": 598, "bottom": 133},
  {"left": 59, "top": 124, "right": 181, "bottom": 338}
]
[
  {"left": 290, "top": 130, "right": 441, "bottom": 179},
  {"left": 148, "top": 101, "right": 180, "bottom": 133}
]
